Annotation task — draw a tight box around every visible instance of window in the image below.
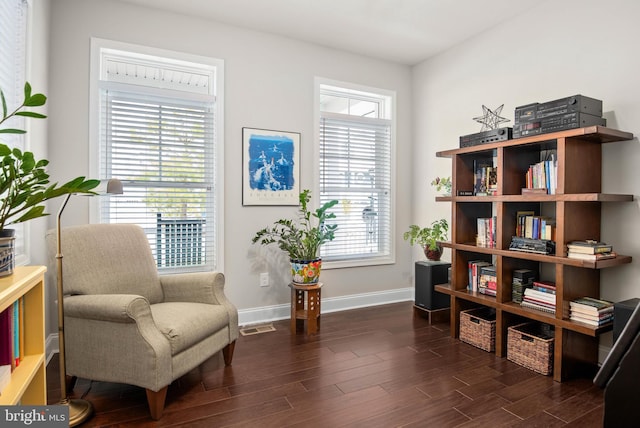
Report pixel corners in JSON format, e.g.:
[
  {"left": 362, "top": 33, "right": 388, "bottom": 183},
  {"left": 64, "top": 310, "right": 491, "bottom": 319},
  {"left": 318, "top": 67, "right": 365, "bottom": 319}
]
[
  {"left": 317, "top": 80, "right": 395, "bottom": 267},
  {"left": 91, "top": 40, "right": 224, "bottom": 273},
  {"left": 0, "top": 0, "right": 28, "bottom": 264}
]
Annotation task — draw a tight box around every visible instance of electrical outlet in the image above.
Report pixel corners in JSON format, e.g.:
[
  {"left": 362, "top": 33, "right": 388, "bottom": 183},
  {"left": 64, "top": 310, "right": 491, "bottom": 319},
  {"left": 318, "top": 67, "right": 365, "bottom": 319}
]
[{"left": 260, "top": 272, "right": 269, "bottom": 287}]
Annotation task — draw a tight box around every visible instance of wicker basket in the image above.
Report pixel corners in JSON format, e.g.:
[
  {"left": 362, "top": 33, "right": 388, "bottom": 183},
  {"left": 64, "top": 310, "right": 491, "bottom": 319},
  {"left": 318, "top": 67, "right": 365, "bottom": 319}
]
[
  {"left": 460, "top": 307, "right": 496, "bottom": 352},
  {"left": 507, "top": 322, "right": 554, "bottom": 375}
]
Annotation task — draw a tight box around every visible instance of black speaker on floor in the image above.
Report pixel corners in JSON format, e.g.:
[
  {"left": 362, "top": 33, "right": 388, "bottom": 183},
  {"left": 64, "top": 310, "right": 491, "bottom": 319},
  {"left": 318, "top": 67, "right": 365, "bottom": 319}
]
[{"left": 415, "top": 261, "right": 450, "bottom": 310}]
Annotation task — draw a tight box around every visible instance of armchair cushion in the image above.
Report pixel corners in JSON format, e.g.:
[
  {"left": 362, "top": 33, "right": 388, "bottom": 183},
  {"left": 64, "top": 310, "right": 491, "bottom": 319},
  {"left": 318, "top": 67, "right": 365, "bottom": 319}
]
[{"left": 150, "top": 302, "right": 230, "bottom": 355}]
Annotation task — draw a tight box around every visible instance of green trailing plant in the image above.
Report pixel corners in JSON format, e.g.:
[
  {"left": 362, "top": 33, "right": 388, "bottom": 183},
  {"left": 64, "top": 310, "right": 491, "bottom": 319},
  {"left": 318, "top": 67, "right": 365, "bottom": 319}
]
[
  {"left": 430, "top": 176, "right": 452, "bottom": 194},
  {"left": 0, "top": 82, "right": 99, "bottom": 231},
  {"left": 403, "top": 219, "right": 449, "bottom": 251},
  {"left": 252, "top": 189, "right": 338, "bottom": 260}
]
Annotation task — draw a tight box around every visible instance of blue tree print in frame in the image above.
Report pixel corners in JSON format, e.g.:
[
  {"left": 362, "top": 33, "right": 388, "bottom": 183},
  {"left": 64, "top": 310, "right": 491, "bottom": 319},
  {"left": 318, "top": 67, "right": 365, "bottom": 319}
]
[{"left": 243, "top": 128, "right": 300, "bottom": 205}]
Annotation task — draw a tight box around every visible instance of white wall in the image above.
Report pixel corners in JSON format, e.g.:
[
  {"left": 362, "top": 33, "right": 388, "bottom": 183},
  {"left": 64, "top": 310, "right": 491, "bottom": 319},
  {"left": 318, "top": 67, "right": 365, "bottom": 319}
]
[
  {"left": 412, "top": 0, "right": 640, "bottom": 347},
  {"left": 41, "top": 0, "right": 414, "bottom": 335}
]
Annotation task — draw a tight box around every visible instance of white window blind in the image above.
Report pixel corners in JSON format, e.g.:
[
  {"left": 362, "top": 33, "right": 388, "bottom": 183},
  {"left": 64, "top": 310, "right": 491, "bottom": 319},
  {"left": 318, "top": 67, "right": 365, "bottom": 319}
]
[
  {"left": 96, "top": 45, "right": 220, "bottom": 273},
  {"left": 319, "top": 111, "right": 393, "bottom": 262},
  {"left": 0, "top": 0, "right": 27, "bottom": 262}
]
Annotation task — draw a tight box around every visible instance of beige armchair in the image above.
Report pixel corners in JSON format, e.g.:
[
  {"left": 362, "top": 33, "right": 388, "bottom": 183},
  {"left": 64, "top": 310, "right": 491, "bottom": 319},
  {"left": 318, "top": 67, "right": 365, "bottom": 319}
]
[{"left": 46, "top": 224, "right": 238, "bottom": 420}]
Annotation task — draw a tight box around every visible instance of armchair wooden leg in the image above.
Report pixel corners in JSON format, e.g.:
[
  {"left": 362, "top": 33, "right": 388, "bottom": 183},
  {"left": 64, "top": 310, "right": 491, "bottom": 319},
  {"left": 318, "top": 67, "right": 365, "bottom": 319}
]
[
  {"left": 65, "top": 375, "right": 78, "bottom": 392},
  {"left": 223, "top": 340, "right": 236, "bottom": 366},
  {"left": 146, "top": 386, "right": 168, "bottom": 420}
]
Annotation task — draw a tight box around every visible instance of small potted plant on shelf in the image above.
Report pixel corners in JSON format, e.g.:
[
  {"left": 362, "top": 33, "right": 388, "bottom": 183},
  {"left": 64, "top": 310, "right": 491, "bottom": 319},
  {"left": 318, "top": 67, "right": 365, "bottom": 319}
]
[
  {"left": 252, "top": 189, "right": 338, "bottom": 285},
  {"left": 431, "top": 176, "right": 452, "bottom": 195},
  {"left": 0, "top": 83, "right": 99, "bottom": 276},
  {"left": 403, "top": 219, "right": 449, "bottom": 261}
]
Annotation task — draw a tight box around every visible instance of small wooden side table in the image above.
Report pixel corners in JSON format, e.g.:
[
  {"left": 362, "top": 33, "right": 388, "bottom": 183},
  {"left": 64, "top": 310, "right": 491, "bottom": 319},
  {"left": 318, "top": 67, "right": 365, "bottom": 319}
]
[{"left": 289, "top": 282, "right": 322, "bottom": 335}]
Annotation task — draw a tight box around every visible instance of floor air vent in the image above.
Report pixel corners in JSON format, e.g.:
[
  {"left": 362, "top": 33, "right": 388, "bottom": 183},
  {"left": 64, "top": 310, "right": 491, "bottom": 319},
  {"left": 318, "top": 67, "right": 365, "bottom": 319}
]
[{"left": 239, "top": 324, "right": 276, "bottom": 336}]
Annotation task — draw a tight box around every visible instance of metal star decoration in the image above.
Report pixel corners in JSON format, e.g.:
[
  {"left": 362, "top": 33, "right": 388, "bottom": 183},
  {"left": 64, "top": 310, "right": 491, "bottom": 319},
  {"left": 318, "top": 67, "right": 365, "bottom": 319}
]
[{"left": 473, "top": 104, "right": 510, "bottom": 131}]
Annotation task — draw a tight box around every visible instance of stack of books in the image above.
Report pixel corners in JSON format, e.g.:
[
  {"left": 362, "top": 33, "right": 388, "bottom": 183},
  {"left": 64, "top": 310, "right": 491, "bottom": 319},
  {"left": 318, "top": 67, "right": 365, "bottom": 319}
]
[
  {"left": 566, "top": 240, "right": 616, "bottom": 261},
  {"left": 569, "top": 297, "right": 614, "bottom": 326},
  {"left": 478, "top": 265, "right": 497, "bottom": 297},
  {"left": 467, "top": 260, "right": 491, "bottom": 293},
  {"left": 521, "top": 280, "right": 556, "bottom": 313},
  {"left": 512, "top": 268, "right": 536, "bottom": 303},
  {"left": 476, "top": 217, "right": 496, "bottom": 248},
  {"left": 523, "top": 155, "right": 557, "bottom": 195}
]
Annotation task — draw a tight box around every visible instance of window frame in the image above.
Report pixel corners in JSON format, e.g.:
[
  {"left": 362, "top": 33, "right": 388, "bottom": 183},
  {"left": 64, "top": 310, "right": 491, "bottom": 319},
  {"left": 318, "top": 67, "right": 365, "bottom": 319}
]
[
  {"left": 314, "top": 77, "right": 396, "bottom": 269},
  {"left": 89, "top": 38, "right": 225, "bottom": 273}
]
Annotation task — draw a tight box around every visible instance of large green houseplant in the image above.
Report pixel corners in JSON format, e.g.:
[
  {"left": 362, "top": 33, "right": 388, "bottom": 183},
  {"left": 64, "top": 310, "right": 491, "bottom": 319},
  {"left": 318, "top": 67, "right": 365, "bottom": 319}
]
[
  {"left": 0, "top": 83, "right": 99, "bottom": 276},
  {"left": 403, "top": 219, "right": 449, "bottom": 261},
  {"left": 252, "top": 189, "right": 338, "bottom": 284}
]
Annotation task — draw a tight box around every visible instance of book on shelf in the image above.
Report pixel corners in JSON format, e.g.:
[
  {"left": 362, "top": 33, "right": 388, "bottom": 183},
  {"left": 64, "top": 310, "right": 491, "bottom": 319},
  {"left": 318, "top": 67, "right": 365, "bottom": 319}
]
[
  {"left": 468, "top": 260, "right": 491, "bottom": 292},
  {"left": 569, "top": 313, "right": 613, "bottom": 326},
  {"left": 566, "top": 240, "right": 613, "bottom": 254},
  {"left": 524, "top": 155, "right": 557, "bottom": 194},
  {"left": 567, "top": 251, "right": 617, "bottom": 261},
  {"left": 532, "top": 280, "right": 556, "bottom": 294},
  {"left": 521, "top": 188, "right": 547, "bottom": 195},
  {"left": 473, "top": 158, "right": 497, "bottom": 196},
  {"left": 0, "top": 364, "right": 11, "bottom": 395},
  {"left": 513, "top": 268, "right": 536, "bottom": 283},
  {"left": 0, "top": 298, "right": 26, "bottom": 373},
  {"left": 514, "top": 212, "right": 555, "bottom": 241},
  {"left": 524, "top": 288, "right": 556, "bottom": 304},
  {"left": 570, "top": 307, "right": 614, "bottom": 320},
  {"left": 521, "top": 300, "right": 556, "bottom": 314},
  {"left": 478, "top": 265, "right": 497, "bottom": 296},
  {"left": 0, "top": 306, "right": 13, "bottom": 368},
  {"left": 476, "top": 217, "right": 496, "bottom": 248},
  {"left": 457, "top": 190, "right": 473, "bottom": 196},
  {"left": 569, "top": 297, "right": 614, "bottom": 314}
]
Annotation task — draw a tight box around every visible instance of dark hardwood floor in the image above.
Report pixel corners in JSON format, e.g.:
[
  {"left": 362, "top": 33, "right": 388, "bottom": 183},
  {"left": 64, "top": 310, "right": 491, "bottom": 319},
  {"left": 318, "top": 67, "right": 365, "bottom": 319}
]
[{"left": 46, "top": 301, "right": 606, "bottom": 427}]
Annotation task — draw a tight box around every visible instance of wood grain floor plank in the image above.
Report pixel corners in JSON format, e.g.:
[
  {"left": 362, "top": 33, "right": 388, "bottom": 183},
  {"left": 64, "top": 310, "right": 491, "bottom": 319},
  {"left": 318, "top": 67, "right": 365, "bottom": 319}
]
[{"left": 45, "top": 301, "right": 607, "bottom": 427}]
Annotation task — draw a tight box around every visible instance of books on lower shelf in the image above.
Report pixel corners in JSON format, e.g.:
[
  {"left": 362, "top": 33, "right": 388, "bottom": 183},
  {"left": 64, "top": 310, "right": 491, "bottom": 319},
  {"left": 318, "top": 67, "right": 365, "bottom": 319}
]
[
  {"left": 521, "top": 281, "right": 556, "bottom": 314},
  {"left": 476, "top": 217, "right": 496, "bottom": 248},
  {"left": 512, "top": 268, "right": 536, "bottom": 303},
  {"left": 566, "top": 240, "right": 613, "bottom": 254},
  {"left": 478, "top": 265, "right": 497, "bottom": 297},
  {"left": 468, "top": 260, "right": 491, "bottom": 293},
  {"left": 0, "top": 365, "right": 11, "bottom": 396},
  {"left": 567, "top": 251, "right": 617, "bottom": 261},
  {"left": 569, "top": 297, "right": 614, "bottom": 327},
  {"left": 570, "top": 297, "right": 614, "bottom": 314},
  {"left": 0, "top": 298, "right": 25, "bottom": 377},
  {"left": 567, "top": 240, "right": 616, "bottom": 261}
]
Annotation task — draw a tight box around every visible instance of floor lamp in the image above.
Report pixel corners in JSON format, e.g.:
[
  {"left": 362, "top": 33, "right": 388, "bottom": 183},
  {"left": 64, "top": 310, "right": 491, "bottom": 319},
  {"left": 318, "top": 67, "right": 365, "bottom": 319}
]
[{"left": 55, "top": 178, "right": 123, "bottom": 427}]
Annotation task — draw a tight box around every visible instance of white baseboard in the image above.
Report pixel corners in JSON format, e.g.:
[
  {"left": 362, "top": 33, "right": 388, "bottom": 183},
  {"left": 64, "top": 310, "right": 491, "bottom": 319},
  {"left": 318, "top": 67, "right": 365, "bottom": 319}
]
[
  {"left": 238, "top": 287, "right": 413, "bottom": 326},
  {"left": 45, "top": 287, "right": 413, "bottom": 361},
  {"left": 50, "top": 288, "right": 615, "bottom": 369}
]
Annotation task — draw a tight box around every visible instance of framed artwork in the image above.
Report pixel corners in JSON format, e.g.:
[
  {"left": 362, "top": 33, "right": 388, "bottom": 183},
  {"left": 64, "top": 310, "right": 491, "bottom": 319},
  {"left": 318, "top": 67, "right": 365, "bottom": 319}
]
[{"left": 242, "top": 127, "right": 300, "bottom": 206}]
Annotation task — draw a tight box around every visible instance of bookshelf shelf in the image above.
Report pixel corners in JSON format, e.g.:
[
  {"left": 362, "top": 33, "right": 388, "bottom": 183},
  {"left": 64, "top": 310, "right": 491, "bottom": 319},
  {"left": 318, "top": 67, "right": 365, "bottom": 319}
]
[
  {"left": 0, "top": 266, "right": 47, "bottom": 405},
  {"left": 436, "top": 126, "right": 633, "bottom": 382}
]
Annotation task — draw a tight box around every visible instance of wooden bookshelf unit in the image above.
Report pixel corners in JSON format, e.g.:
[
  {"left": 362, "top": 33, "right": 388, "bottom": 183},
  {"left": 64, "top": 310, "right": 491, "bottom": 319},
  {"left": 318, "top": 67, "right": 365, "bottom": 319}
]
[
  {"left": 0, "top": 266, "right": 47, "bottom": 404},
  {"left": 434, "top": 126, "right": 633, "bottom": 382}
]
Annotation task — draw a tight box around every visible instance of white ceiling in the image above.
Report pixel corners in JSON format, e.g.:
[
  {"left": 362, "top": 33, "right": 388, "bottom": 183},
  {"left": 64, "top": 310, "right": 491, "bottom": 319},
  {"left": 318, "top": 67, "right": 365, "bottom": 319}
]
[{"left": 117, "top": 0, "right": 542, "bottom": 65}]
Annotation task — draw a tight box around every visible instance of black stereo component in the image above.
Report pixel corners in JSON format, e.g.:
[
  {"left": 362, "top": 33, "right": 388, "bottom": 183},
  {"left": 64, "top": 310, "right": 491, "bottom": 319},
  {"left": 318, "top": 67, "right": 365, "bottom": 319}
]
[
  {"left": 513, "top": 112, "right": 606, "bottom": 139},
  {"left": 459, "top": 127, "right": 512, "bottom": 148},
  {"left": 515, "top": 94, "right": 603, "bottom": 123},
  {"left": 513, "top": 94, "right": 605, "bottom": 138},
  {"left": 508, "top": 236, "right": 556, "bottom": 255}
]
